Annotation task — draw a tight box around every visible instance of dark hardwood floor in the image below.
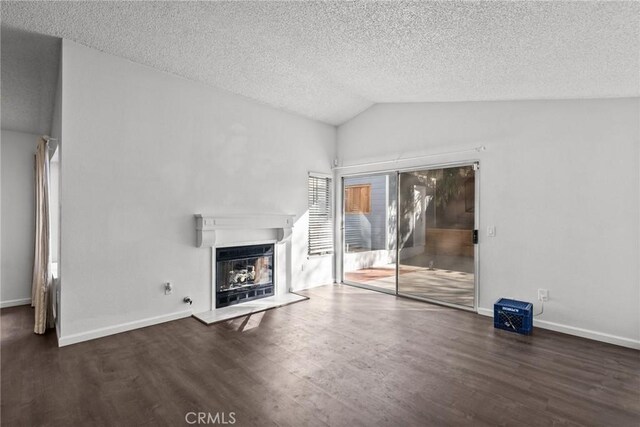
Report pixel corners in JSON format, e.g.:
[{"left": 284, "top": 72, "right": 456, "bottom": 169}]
[{"left": 2, "top": 284, "right": 639, "bottom": 426}]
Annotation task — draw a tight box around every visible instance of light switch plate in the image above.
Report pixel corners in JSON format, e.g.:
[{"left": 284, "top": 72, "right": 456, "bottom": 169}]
[{"left": 487, "top": 226, "right": 496, "bottom": 237}]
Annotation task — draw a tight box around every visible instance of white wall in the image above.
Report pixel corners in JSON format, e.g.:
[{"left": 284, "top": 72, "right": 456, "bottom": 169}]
[
  {"left": 50, "top": 54, "right": 62, "bottom": 334},
  {"left": 58, "top": 40, "right": 335, "bottom": 343},
  {"left": 0, "top": 130, "right": 36, "bottom": 307},
  {"left": 337, "top": 98, "right": 640, "bottom": 348},
  {"left": 49, "top": 158, "right": 59, "bottom": 264},
  {"left": 50, "top": 55, "right": 62, "bottom": 265}
]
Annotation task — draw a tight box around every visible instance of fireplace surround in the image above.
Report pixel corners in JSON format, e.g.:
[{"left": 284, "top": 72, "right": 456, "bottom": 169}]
[{"left": 193, "top": 214, "right": 307, "bottom": 324}]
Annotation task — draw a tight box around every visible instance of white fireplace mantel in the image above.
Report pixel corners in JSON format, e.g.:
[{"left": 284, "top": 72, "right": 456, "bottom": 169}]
[
  {"left": 194, "top": 214, "right": 295, "bottom": 247},
  {"left": 192, "top": 213, "right": 306, "bottom": 325}
]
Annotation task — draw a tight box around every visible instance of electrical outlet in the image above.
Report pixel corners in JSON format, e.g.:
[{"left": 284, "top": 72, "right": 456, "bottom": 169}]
[
  {"left": 538, "top": 288, "right": 549, "bottom": 302},
  {"left": 165, "top": 282, "right": 173, "bottom": 295}
]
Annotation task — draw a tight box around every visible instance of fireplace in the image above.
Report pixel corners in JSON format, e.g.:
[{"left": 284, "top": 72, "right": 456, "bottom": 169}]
[
  {"left": 216, "top": 244, "right": 274, "bottom": 308},
  {"left": 193, "top": 214, "right": 306, "bottom": 324}
]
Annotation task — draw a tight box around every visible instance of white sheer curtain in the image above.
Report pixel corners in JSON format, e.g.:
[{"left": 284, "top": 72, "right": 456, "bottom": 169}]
[{"left": 31, "top": 136, "right": 54, "bottom": 334}]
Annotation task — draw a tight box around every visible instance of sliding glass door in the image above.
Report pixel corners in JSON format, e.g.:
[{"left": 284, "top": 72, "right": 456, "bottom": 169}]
[
  {"left": 342, "top": 173, "right": 397, "bottom": 294},
  {"left": 397, "top": 165, "right": 476, "bottom": 308},
  {"left": 341, "top": 163, "right": 478, "bottom": 310}
]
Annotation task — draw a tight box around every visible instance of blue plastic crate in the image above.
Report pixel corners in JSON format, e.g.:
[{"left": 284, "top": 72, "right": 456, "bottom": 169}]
[{"left": 494, "top": 298, "right": 533, "bottom": 335}]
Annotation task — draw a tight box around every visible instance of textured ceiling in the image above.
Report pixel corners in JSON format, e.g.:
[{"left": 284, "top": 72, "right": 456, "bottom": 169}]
[
  {"left": 1, "top": 1, "right": 639, "bottom": 129},
  {"left": 1, "top": 27, "right": 60, "bottom": 134}
]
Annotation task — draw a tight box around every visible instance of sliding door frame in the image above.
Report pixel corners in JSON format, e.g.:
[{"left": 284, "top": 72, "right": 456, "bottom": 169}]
[{"left": 338, "top": 160, "right": 480, "bottom": 313}]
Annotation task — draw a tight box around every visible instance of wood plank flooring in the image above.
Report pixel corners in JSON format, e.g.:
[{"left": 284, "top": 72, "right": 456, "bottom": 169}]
[{"left": 2, "top": 284, "right": 639, "bottom": 426}]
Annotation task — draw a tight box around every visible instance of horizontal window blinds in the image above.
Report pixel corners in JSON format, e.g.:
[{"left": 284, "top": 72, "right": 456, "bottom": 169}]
[{"left": 308, "top": 175, "right": 333, "bottom": 256}]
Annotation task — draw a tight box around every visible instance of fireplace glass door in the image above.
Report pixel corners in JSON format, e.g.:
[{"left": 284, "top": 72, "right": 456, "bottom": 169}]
[{"left": 216, "top": 244, "right": 274, "bottom": 308}]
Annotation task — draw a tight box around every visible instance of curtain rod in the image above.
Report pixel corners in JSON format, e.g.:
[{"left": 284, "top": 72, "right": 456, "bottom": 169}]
[{"left": 332, "top": 145, "right": 486, "bottom": 171}]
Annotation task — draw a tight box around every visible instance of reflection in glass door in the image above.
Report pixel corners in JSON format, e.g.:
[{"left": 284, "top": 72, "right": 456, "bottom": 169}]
[
  {"left": 397, "top": 165, "right": 476, "bottom": 308},
  {"left": 342, "top": 173, "right": 398, "bottom": 294}
]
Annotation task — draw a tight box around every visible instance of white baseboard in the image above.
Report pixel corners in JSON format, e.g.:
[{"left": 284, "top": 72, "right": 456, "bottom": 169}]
[
  {"left": 477, "top": 307, "right": 640, "bottom": 350},
  {"left": 290, "top": 281, "right": 334, "bottom": 292},
  {"left": 57, "top": 310, "right": 192, "bottom": 347},
  {"left": 0, "top": 298, "right": 32, "bottom": 308}
]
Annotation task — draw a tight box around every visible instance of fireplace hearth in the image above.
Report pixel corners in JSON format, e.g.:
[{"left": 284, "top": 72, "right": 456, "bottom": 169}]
[{"left": 216, "top": 244, "right": 274, "bottom": 308}]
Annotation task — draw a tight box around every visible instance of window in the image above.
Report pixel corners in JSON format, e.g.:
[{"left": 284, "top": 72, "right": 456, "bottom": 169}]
[
  {"left": 344, "top": 184, "right": 371, "bottom": 214},
  {"left": 308, "top": 174, "right": 333, "bottom": 256}
]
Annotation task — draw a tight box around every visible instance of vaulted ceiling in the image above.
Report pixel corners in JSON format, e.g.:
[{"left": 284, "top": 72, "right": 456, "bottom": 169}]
[{"left": 2, "top": 1, "right": 639, "bottom": 133}]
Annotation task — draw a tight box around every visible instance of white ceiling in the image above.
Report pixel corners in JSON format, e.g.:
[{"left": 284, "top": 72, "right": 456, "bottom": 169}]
[{"left": 2, "top": 1, "right": 639, "bottom": 131}]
